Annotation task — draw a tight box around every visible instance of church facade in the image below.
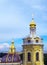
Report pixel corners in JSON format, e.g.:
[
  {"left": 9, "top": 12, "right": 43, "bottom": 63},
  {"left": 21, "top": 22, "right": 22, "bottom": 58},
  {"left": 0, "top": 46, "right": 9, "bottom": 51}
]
[{"left": 0, "top": 17, "right": 44, "bottom": 65}]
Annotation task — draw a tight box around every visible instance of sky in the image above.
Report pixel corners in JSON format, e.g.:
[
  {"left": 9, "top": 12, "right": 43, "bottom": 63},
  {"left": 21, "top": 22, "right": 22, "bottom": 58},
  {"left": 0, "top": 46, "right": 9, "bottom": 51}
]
[{"left": 0, "top": 0, "right": 47, "bottom": 53}]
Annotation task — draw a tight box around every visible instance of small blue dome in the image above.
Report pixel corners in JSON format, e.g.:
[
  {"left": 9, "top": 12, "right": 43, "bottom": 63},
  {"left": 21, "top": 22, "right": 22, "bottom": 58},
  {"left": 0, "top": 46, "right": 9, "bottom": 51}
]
[{"left": 1, "top": 54, "right": 21, "bottom": 63}]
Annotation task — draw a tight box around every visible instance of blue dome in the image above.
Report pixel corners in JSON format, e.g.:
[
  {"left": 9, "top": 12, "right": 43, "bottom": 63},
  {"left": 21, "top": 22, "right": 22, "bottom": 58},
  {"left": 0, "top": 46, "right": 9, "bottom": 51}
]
[{"left": 1, "top": 54, "right": 21, "bottom": 63}]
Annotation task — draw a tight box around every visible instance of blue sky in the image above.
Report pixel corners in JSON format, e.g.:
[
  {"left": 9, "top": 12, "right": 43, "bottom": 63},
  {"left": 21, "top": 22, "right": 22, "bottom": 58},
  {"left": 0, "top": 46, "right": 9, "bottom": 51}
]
[{"left": 0, "top": 0, "right": 47, "bottom": 53}]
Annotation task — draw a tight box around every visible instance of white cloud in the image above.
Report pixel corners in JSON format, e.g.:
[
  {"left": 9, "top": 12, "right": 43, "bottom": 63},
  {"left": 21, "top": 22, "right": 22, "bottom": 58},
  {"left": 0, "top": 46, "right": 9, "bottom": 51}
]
[
  {"left": 0, "top": 43, "right": 9, "bottom": 52},
  {"left": 0, "top": 43, "right": 9, "bottom": 49}
]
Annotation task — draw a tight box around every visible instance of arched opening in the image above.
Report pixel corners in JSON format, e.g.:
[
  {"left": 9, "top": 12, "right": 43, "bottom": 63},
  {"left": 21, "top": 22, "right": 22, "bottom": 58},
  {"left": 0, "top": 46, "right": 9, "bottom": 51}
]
[
  {"left": 28, "top": 40, "right": 31, "bottom": 43},
  {"left": 36, "top": 40, "right": 38, "bottom": 43},
  {"left": 36, "top": 52, "right": 39, "bottom": 61},
  {"left": 28, "top": 52, "right": 31, "bottom": 61}
]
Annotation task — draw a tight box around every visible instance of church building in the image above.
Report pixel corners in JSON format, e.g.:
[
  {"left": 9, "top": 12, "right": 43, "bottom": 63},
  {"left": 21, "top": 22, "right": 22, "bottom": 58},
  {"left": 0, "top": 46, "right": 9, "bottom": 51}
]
[
  {"left": 0, "top": 17, "right": 44, "bottom": 65},
  {"left": 23, "top": 17, "right": 44, "bottom": 65}
]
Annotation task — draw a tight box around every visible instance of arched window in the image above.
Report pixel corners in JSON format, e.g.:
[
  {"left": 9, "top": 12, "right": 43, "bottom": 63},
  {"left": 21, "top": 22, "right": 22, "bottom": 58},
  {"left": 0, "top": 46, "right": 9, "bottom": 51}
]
[
  {"left": 36, "top": 40, "right": 38, "bottom": 43},
  {"left": 28, "top": 52, "right": 31, "bottom": 61},
  {"left": 36, "top": 52, "right": 39, "bottom": 61},
  {"left": 28, "top": 40, "right": 31, "bottom": 43}
]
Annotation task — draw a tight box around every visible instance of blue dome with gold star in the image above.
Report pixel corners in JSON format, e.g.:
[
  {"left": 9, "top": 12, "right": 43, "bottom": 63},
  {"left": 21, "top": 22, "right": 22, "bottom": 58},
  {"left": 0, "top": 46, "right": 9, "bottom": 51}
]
[{"left": 1, "top": 54, "right": 21, "bottom": 63}]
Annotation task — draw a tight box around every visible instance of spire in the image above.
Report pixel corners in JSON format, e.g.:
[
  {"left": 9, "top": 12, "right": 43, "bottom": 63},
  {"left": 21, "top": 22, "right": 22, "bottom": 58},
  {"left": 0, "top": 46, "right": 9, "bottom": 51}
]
[
  {"left": 29, "top": 14, "right": 36, "bottom": 38},
  {"left": 32, "top": 14, "right": 34, "bottom": 20},
  {"left": 29, "top": 14, "right": 36, "bottom": 26},
  {"left": 12, "top": 39, "right": 14, "bottom": 43},
  {"left": 9, "top": 40, "right": 16, "bottom": 54}
]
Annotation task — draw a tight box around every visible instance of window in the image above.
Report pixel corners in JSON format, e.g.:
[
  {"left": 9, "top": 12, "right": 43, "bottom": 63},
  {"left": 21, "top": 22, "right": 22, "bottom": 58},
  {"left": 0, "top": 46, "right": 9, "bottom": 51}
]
[
  {"left": 36, "top": 40, "right": 38, "bottom": 43},
  {"left": 28, "top": 40, "right": 31, "bottom": 43},
  {"left": 28, "top": 52, "right": 31, "bottom": 61},
  {"left": 36, "top": 52, "right": 39, "bottom": 61}
]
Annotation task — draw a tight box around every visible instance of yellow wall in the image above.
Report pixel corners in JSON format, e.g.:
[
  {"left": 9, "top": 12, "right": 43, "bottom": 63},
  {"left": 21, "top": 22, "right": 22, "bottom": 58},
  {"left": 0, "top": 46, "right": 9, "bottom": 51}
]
[{"left": 23, "top": 44, "right": 44, "bottom": 65}]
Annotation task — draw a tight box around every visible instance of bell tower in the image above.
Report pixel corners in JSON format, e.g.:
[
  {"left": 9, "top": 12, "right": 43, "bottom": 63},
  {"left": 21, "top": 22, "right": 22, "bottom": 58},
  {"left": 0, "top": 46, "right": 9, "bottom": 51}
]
[{"left": 23, "top": 17, "right": 44, "bottom": 65}]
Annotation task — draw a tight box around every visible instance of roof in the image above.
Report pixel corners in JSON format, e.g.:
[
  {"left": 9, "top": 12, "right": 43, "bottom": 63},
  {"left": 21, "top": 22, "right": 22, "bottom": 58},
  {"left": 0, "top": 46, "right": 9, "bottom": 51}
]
[
  {"left": 1, "top": 53, "right": 21, "bottom": 63},
  {"left": 29, "top": 18, "right": 36, "bottom": 26}
]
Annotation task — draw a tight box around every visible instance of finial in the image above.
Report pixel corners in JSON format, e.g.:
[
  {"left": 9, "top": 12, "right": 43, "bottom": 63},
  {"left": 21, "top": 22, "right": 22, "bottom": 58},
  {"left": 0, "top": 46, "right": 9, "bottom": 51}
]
[
  {"left": 29, "top": 14, "right": 36, "bottom": 26},
  {"left": 32, "top": 14, "right": 34, "bottom": 20},
  {"left": 12, "top": 39, "right": 14, "bottom": 43}
]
